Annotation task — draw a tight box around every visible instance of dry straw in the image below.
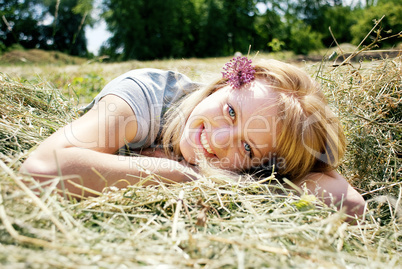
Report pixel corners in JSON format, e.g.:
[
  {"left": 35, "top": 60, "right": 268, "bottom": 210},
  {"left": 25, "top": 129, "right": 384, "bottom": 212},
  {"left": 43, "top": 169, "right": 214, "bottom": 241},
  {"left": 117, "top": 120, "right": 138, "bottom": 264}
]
[
  {"left": 320, "top": 55, "right": 401, "bottom": 218},
  {"left": 0, "top": 54, "right": 401, "bottom": 268}
]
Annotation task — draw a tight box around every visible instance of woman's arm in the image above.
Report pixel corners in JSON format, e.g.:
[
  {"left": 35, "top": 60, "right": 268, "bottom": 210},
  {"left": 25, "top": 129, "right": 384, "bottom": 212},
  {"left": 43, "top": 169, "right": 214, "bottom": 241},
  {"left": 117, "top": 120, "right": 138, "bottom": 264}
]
[
  {"left": 293, "top": 170, "right": 366, "bottom": 219},
  {"left": 20, "top": 95, "right": 196, "bottom": 197}
]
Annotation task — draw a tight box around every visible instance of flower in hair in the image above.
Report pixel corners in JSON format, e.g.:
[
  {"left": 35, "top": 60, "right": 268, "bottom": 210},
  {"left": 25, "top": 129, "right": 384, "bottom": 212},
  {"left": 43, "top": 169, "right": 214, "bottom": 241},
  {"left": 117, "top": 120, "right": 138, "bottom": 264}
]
[{"left": 222, "top": 56, "right": 255, "bottom": 89}]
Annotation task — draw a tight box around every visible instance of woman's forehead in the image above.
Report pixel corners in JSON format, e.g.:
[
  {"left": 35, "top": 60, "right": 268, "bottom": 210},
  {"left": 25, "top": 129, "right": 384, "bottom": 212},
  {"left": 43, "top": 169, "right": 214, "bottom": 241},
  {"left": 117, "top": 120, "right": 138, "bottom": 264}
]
[
  {"left": 227, "top": 78, "right": 277, "bottom": 99},
  {"left": 228, "top": 82, "right": 278, "bottom": 115}
]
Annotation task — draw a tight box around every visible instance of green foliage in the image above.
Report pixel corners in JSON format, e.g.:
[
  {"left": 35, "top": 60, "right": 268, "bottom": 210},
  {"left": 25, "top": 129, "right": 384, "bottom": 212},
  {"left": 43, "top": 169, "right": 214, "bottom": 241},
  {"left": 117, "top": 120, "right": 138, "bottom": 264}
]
[
  {"left": 1, "top": 0, "right": 94, "bottom": 57},
  {"left": 319, "top": 5, "right": 356, "bottom": 46},
  {"left": 255, "top": 6, "right": 287, "bottom": 52},
  {"left": 102, "top": 0, "right": 199, "bottom": 60},
  {"left": 377, "top": 0, "right": 402, "bottom": 5},
  {"left": 0, "top": 0, "right": 48, "bottom": 49},
  {"left": 72, "top": 0, "right": 93, "bottom": 15},
  {"left": 196, "top": 0, "right": 228, "bottom": 57},
  {"left": 3, "top": 0, "right": 400, "bottom": 59},
  {"left": 289, "top": 21, "right": 324, "bottom": 55},
  {"left": 7, "top": 43, "right": 25, "bottom": 51},
  {"left": 45, "top": 0, "right": 94, "bottom": 56},
  {"left": 0, "top": 41, "right": 5, "bottom": 55},
  {"left": 351, "top": 2, "right": 402, "bottom": 47},
  {"left": 221, "top": 0, "right": 258, "bottom": 54},
  {"left": 268, "top": 38, "right": 284, "bottom": 52},
  {"left": 102, "top": 0, "right": 258, "bottom": 60},
  {"left": 68, "top": 72, "right": 105, "bottom": 103}
]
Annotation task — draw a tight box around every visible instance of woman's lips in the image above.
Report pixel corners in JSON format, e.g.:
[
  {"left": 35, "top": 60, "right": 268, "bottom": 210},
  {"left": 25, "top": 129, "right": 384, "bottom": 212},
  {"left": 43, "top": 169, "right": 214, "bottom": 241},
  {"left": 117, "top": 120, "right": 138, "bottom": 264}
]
[
  {"left": 195, "top": 125, "right": 216, "bottom": 157},
  {"left": 201, "top": 129, "right": 214, "bottom": 154}
]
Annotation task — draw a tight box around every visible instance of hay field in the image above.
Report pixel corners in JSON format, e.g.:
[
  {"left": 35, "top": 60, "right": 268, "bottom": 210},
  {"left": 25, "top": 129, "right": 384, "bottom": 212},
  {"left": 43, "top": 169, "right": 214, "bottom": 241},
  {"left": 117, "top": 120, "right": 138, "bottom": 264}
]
[{"left": 0, "top": 51, "right": 401, "bottom": 268}]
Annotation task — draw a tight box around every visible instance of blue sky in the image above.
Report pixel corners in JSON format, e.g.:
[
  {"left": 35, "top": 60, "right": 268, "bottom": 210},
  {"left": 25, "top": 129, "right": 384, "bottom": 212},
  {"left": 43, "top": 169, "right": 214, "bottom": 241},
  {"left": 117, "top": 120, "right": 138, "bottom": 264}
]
[
  {"left": 85, "top": 0, "right": 111, "bottom": 55},
  {"left": 85, "top": 20, "right": 110, "bottom": 55}
]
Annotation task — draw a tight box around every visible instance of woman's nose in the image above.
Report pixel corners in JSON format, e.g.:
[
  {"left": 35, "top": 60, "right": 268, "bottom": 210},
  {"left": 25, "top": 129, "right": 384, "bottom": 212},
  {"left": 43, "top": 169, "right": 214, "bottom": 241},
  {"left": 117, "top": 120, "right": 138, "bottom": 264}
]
[{"left": 211, "top": 126, "right": 238, "bottom": 150}]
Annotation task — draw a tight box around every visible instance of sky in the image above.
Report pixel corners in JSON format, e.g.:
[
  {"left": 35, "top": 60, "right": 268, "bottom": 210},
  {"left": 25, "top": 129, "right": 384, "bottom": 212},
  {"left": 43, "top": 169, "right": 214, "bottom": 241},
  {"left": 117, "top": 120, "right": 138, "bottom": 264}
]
[
  {"left": 85, "top": 0, "right": 111, "bottom": 55},
  {"left": 85, "top": 20, "right": 110, "bottom": 55}
]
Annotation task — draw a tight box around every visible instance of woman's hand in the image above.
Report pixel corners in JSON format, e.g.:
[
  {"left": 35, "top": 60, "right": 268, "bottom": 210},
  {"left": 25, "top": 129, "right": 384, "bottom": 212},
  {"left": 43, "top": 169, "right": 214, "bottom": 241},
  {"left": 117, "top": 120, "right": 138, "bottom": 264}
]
[
  {"left": 292, "top": 170, "right": 366, "bottom": 221},
  {"left": 136, "top": 147, "right": 173, "bottom": 159},
  {"left": 134, "top": 147, "right": 200, "bottom": 175}
]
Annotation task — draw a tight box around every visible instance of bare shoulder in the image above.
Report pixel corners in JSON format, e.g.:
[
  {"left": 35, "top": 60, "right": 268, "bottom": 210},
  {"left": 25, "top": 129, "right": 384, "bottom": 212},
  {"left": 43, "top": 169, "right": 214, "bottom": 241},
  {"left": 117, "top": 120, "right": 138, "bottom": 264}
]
[{"left": 292, "top": 170, "right": 366, "bottom": 219}]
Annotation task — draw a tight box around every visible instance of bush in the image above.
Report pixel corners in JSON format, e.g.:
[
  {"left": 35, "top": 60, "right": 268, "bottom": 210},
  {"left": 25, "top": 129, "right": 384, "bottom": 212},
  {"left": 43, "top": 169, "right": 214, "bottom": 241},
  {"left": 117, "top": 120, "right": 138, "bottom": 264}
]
[
  {"left": 320, "top": 5, "right": 356, "bottom": 46},
  {"left": 0, "top": 41, "right": 6, "bottom": 55},
  {"left": 350, "top": 2, "right": 402, "bottom": 48},
  {"left": 289, "top": 20, "right": 324, "bottom": 55}
]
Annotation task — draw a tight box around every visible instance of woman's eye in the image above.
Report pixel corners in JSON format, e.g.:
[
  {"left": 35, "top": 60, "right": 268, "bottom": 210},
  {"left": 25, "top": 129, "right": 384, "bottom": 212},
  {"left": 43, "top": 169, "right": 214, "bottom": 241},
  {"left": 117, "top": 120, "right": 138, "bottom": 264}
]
[
  {"left": 244, "top": 142, "right": 254, "bottom": 158},
  {"left": 244, "top": 142, "right": 251, "bottom": 153},
  {"left": 227, "top": 104, "right": 235, "bottom": 119}
]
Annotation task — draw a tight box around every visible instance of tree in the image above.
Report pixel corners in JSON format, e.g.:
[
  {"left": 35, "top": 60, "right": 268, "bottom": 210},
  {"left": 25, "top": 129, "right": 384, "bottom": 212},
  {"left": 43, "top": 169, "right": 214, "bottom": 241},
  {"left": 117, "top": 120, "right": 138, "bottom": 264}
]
[
  {"left": 0, "top": 0, "right": 93, "bottom": 56},
  {"left": 254, "top": 1, "right": 287, "bottom": 52},
  {"left": 289, "top": 19, "right": 324, "bottom": 54},
  {"left": 4, "top": 0, "right": 382, "bottom": 59},
  {"left": 44, "top": 0, "right": 94, "bottom": 56},
  {"left": 102, "top": 0, "right": 260, "bottom": 60},
  {"left": 196, "top": 0, "right": 228, "bottom": 56},
  {"left": 257, "top": 0, "right": 358, "bottom": 53},
  {"left": 0, "top": 0, "right": 49, "bottom": 50},
  {"left": 351, "top": 1, "right": 402, "bottom": 48},
  {"left": 319, "top": 4, "right": 355, "bottom": 46},
  {"left": 222, "top": 0, "right": 258, "bottom": 54},
  {"left": 102, "top": 0, "right": 199, "bottom": 60}
]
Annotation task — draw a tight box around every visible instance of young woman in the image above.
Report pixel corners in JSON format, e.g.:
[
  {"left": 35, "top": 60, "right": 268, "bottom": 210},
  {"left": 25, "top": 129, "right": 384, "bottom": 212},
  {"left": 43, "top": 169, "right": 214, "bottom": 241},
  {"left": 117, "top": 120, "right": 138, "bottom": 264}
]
[{"left": 20, "top": 57, "right": 365, "bottom": 218}]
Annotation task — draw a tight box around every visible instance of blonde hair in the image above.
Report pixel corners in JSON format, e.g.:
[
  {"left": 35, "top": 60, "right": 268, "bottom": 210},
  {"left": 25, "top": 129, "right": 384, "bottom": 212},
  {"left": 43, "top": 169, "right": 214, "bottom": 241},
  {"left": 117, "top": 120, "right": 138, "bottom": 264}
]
[{"left": 162, "top": 59, "right": 346, "bottom": 181}]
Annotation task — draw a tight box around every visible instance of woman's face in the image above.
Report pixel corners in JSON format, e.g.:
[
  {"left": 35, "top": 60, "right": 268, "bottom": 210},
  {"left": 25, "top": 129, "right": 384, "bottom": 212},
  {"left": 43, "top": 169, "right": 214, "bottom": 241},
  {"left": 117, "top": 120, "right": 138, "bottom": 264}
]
[{"left": 179, "top": 79, "right": 280, "bottom": 171}]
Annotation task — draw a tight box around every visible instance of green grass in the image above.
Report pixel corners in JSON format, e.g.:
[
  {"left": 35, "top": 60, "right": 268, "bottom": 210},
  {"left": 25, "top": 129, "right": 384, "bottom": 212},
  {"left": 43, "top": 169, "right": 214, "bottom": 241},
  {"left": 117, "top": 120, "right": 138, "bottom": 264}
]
[{"left": 0, "top": 51, "right": 400, "bottom": 268}]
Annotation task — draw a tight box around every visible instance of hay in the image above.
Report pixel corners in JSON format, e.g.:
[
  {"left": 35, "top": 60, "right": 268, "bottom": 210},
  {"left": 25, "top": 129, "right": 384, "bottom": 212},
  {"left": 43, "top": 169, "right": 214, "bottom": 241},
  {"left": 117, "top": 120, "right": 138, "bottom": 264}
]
[
  {"left": 0, "top": 57, "right": 401, "bottom": 268},
  {"left": 0, "top": 73, "right": 77, "bottom": 167},
  {"left": 315, "top": 55, "right": 402, "bottom": 229},
  {"left": 319, "top": 57, "right": 401, "bottom": 198},
  {"left": 0, "top": 49, "right": 86, "bottom": 65}
]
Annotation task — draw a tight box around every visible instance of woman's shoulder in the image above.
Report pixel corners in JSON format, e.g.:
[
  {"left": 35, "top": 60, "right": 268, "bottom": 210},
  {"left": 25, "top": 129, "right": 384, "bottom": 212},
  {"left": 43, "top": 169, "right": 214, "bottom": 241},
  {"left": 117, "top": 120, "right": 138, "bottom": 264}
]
[
  {"left": 120, "top": 68, "right": 190, "bottom": 80},
  {"left": 117, "top": 68, "right": 202, "bottom": 93}
]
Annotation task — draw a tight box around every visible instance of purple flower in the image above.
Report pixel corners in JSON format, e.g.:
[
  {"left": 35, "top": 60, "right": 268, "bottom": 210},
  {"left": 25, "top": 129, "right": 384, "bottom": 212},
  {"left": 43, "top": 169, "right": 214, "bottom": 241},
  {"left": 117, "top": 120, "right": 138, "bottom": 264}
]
[{"left": 222, "top": 56, "right": 256, "bottom": 89}]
